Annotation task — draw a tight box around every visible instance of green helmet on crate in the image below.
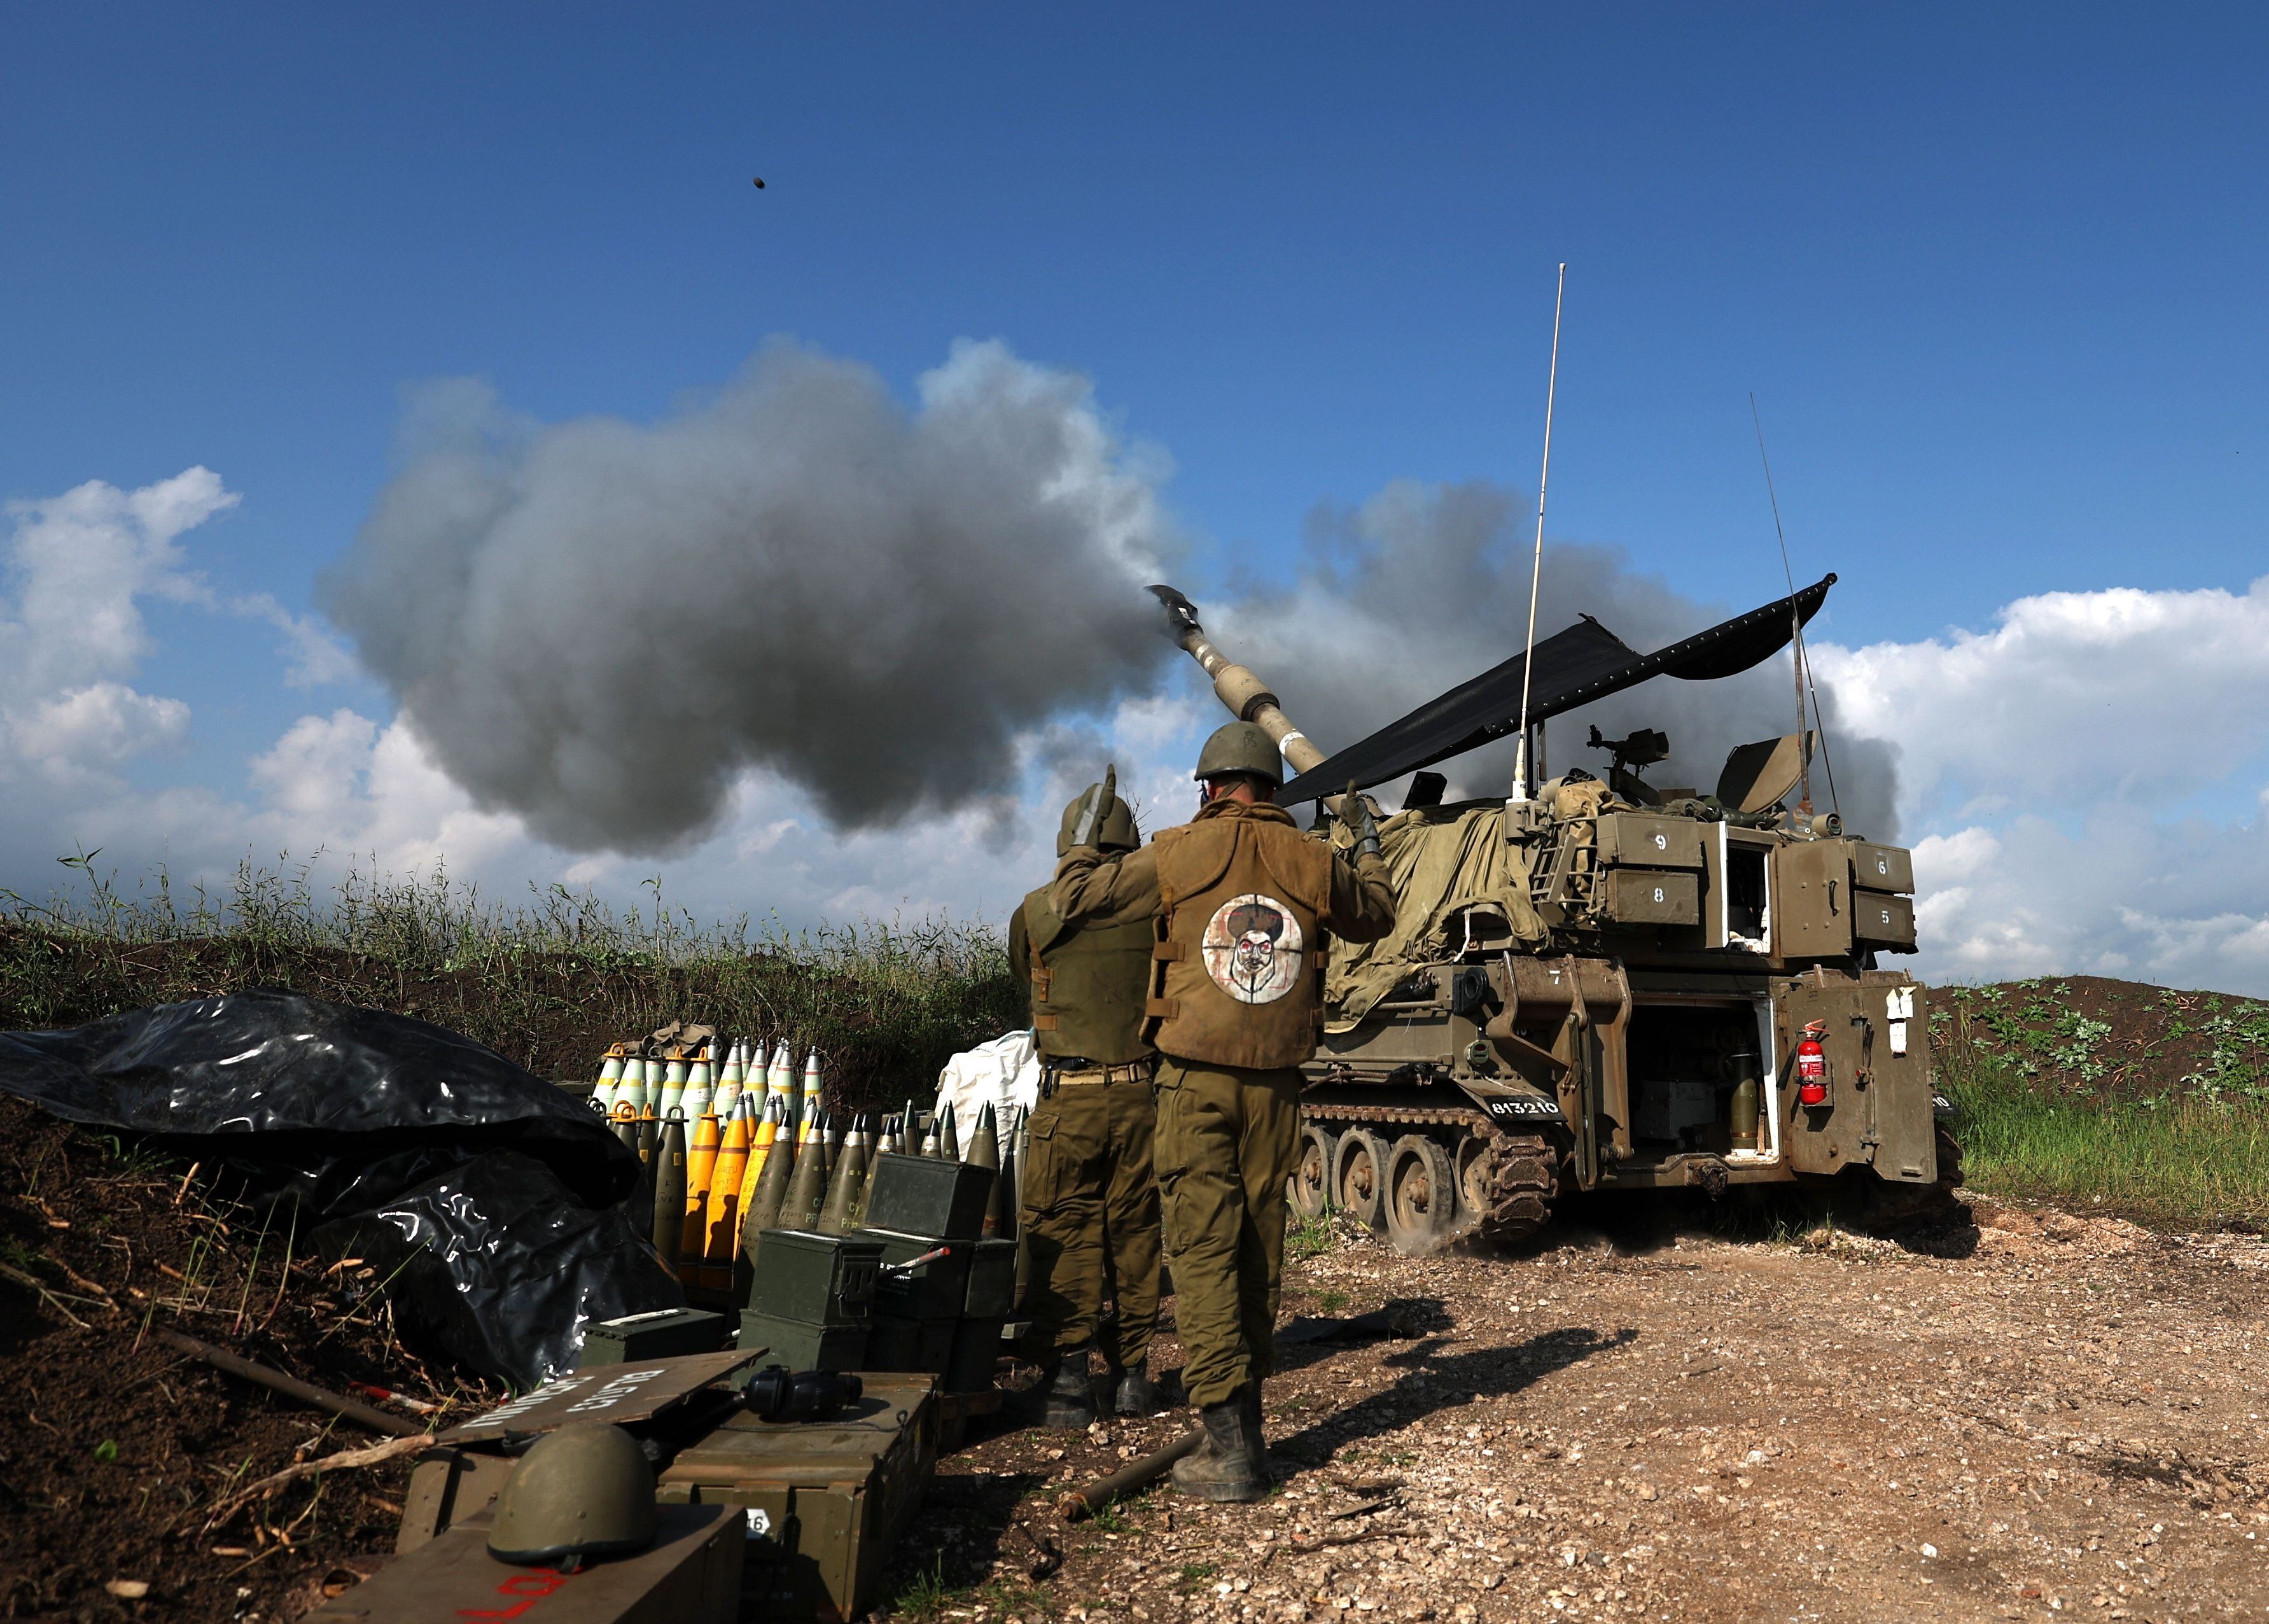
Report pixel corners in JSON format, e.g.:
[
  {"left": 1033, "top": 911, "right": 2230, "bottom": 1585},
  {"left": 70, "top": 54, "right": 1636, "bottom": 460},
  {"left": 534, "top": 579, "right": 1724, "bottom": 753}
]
[{"left": 486, "top": 1424, "right": 657, "bottom": 1568}]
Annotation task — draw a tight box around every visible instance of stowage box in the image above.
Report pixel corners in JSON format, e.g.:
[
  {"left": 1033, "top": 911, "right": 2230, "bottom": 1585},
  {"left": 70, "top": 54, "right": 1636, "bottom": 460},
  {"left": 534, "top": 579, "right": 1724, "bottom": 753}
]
[
  {"left": 657, "top": 1373, "right": 940, "bottom": 1623},
  {"left": 1853, "top": 890, "right": 1918, "bottom": 951},
  {"left": 578, "top": 1308, "right": 732, "bottom": 1368},
  {"left": 861, "top": 1152, "right": 994, "bottom": 1240},
  {"left": 745, "top": 1231, "right": 882, "bottom": 1328},
  {"left": 1598, "top": 869, "right": 1700, "bottom": 927}
]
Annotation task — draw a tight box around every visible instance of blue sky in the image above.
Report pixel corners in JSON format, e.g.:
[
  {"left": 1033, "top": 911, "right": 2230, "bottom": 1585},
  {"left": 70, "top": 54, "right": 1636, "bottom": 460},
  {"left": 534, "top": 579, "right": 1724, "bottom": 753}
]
[{"left": 4, "top": 5, "right": 2268, "bottom": 988}]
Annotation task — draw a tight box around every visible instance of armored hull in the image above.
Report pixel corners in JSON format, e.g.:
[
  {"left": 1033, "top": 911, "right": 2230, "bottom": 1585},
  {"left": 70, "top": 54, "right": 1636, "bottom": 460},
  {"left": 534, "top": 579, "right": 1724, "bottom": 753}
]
[{"left": 1290, "top": 799, "right": 1954, "bottom": 1252}]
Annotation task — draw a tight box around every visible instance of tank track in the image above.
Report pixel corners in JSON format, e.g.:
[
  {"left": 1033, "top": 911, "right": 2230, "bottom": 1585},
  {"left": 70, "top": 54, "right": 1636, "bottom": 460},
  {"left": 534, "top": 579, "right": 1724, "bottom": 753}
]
[
  {"left": 1475, "top": 1128, "right": 1560, "bottom": 1245},
  {"left": 1299, "top": 1102, "right": 1561, "bottom": 1246}
]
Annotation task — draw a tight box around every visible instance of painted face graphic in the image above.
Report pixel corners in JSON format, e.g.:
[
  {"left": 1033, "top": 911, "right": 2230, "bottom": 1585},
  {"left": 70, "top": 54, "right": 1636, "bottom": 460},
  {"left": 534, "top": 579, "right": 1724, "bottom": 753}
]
[{"left": 1201, "top": 893, "right": 1305, "bottom": 1005}]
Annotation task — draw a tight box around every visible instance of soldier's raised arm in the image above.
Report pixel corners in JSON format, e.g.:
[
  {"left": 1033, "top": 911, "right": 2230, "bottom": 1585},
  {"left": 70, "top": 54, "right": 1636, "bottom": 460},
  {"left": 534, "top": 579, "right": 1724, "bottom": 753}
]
[
  {"left": 1322, "top": 792, "right": 1397, "bottom": 943},
  {"left": 1050, "top": 772, "right": 1162, "bottom": 927},
  {"left": 1051, "top": 840, "right": 1160, "bottom": 928}
]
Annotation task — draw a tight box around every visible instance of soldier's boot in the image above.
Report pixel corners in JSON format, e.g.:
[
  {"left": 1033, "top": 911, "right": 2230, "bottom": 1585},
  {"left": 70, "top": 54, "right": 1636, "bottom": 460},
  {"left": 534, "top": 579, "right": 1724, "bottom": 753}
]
[
  {"left": 1044, "top": 1348, "right": 1100, "bottom": 1430},
  {"left": 1111, "top": 1364, "right": 1166, "bottom": 1417},
  {"left": 1239, "top": 1385, "right": 1273, "bottom": 1483},
  {"left": 1169, "top": 1390, "right": 1266, "bottom": 1503}
]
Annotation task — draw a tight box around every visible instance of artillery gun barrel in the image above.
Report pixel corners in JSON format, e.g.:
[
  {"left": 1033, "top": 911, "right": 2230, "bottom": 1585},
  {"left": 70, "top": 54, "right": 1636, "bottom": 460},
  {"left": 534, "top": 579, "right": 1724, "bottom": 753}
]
[{"left": 1147, "top": 584, "right": 1328, "bottom": 776}]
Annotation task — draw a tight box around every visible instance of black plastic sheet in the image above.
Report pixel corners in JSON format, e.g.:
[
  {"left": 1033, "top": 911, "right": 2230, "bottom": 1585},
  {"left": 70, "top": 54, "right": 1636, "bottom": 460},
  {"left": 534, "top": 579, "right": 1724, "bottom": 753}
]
[{"left": 0, "top": 990, "right": 680, "bottom": 1387}]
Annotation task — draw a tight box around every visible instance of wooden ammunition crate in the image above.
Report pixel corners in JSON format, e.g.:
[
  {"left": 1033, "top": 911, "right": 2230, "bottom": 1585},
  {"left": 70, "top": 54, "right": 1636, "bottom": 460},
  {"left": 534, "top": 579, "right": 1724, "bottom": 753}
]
[
  {"left": 312, "top": 1503, "right": 743, "bottom": 1624},
  {"left": 657, "top": 1374, "right": 940, "bottom": 1622}
]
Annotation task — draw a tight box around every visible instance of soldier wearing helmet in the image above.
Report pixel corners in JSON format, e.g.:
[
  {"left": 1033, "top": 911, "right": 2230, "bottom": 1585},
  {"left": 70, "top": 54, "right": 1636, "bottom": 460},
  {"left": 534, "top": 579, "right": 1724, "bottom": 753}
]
[
  {"left": 1008, "top": 782, "right": 1166, "bottom": 1427},
  {"left": 1052, "top": 720, "right": 1395, "bottom": 1501}
]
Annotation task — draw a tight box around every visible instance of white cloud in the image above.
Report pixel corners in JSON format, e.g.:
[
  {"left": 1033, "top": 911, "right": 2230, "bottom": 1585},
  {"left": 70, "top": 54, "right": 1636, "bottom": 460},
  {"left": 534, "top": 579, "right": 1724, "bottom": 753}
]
[
  {"left": 0, "top": 466, "right": 232, "bottom": 700},
  {"left": 1813, "top": 576, "right": 2269, "bottom": 992},
  {"left": 9, "top": 682, "right": 192, "bottom": 773},
  {"left": 230, "top": 592, "right": 361, "bottom": 688}
]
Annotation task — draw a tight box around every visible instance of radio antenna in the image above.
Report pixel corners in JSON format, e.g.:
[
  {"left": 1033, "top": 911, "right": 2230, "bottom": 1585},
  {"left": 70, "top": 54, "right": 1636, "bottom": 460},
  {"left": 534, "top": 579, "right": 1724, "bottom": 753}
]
[
  {"left": 1748, "top": 391, "right": 1839, "bottom": 821},
  {"left": 1511, "top": 262, "right": 1567, "bottom": 802}
]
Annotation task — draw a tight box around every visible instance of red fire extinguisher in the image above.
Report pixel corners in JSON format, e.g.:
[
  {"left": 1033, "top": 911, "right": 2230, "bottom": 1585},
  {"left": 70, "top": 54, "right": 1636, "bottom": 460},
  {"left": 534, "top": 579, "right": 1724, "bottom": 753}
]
[{"left": 1795, "top": 1021, "right": 1829, "bottom": 1106}]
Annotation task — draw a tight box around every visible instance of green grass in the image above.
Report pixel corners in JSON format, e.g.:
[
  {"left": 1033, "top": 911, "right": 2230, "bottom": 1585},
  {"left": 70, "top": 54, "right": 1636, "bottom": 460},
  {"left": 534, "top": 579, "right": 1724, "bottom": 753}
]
[
  {"left": 0, "top": 851, "right": 1023, "bottom": 1110},
  {"left": 1284, "top": 1208, "right": 1337, "bottom": 1260},
  {"left": 1942, "top": 1049, "right": 2269, "bottom": 1230}
]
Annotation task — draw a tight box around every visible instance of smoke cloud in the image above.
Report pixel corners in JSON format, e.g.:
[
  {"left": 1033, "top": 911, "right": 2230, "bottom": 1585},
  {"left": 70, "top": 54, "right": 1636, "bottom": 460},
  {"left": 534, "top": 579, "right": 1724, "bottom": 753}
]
[
  {"left": 323, "top": 340, "right": 1175, "bottom": 853},
  {"left": 328, "top": 344, "right": 1896, "bottom": 859},
  {"left": 1213, "top": 480, "right": 1901, "bottom": 841}
]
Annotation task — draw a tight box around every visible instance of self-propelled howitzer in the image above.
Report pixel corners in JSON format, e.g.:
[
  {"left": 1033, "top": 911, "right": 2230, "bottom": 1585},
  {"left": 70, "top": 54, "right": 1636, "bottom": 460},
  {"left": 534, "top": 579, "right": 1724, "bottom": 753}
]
[{"left": 1150, "top": 580, "right": 1956, "bottom": 1254}]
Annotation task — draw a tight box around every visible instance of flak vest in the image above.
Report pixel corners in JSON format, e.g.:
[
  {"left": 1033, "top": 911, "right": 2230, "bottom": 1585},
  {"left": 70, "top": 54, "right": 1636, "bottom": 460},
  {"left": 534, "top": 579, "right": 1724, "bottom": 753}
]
[
  {"left": 1021, "top": 890, "right": 1156, "bottom": 1066},
  {"left": 1145, "top": 811, "right": 1333, "bottom": 1071}
]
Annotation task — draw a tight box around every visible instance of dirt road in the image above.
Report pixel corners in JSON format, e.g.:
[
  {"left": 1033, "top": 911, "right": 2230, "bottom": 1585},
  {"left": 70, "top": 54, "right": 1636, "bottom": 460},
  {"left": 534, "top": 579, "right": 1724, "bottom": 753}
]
[{"left": 915, "top": 1202, "right": 2268, "bottom": 1623}]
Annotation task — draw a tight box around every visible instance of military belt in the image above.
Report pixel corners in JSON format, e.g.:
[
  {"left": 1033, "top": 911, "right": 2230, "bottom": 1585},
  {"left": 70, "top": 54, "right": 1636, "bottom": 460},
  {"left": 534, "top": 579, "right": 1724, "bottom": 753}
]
[{"left": 1042, "top": 1057, "right": 1155, "bottom": 1088}]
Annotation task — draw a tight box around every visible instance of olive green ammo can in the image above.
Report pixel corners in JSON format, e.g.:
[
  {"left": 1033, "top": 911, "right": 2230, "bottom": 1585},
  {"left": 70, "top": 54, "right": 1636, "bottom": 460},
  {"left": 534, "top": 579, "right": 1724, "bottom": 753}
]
[
  {"left": 861, "top": 1152, "right": 994, "bottom": 1240},
  {"left": 736, "top": 1312, "right": 869, "bottom": 1371},
  {"left": 856, "top": 1229, "right": 974, "bottom": 1322},
  {"left": 961, "top": 1238, "right": 1018, "bottom": 1318},
  {"left": 945, "top": 1315, "right": 1006, "bottom": 1392},
  {"left": 745, "top": 1230, "right": 882, "bottom": 1327},
  {"left": 577, "top": 1308, "right": 732, "bottom": 1368}
]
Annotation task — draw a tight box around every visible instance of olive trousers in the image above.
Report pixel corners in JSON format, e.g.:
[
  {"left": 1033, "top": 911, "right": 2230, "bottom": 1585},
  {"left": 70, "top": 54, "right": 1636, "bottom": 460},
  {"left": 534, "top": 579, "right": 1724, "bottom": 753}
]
[
  {"left": 1018, "top": 1068, "right": 1162, "bottom": 1371},
  {"left": 1151, "top": 1056, "right": 1304, "bottom": 1410}
]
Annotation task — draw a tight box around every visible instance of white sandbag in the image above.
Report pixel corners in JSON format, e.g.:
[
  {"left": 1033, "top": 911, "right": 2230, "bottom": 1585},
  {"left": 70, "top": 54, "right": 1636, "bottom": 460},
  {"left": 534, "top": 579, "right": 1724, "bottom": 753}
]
[{"left": 935, "top": 1028, "right": 1041, "bottom": 1126}]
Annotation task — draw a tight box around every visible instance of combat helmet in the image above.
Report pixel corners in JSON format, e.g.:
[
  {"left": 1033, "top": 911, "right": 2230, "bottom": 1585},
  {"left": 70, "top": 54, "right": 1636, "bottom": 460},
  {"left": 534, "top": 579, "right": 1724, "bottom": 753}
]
[
  {"left": 1192, "top": 721, "right": 1283, "bottom": 787},
  {"left": 487, "top": 1424, "right": 657, "bottom": 1568},
  {"left": 1057, "top": 785, "right": 1140, "bottom": 854}
]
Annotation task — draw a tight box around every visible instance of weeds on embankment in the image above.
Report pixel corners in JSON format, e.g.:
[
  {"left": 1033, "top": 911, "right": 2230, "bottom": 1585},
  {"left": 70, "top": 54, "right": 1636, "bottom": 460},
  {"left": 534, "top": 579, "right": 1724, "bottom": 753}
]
[
  {"left": 0, "top": 853, "right": 1024, "bottom": 1109},
  {"left": 1939, "top": 1047, "right": 2269, "bottom": 1231}
]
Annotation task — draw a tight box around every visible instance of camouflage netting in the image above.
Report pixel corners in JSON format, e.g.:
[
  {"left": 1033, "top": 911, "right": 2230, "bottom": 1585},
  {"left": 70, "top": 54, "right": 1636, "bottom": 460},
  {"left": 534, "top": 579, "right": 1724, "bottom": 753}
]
[
  {"left": 1322, "top": 777, "right": 1637, "bottom": 1030},
  {"left": 1324, "top": 798, "right": 1549, "bottom": 1029}
]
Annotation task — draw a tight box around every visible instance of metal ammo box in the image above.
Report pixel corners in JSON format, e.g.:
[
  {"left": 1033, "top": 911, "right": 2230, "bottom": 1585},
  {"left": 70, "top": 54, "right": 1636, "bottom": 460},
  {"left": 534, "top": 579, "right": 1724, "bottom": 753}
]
[
  {"left": 864, "top": 1314, "right": 956, "bottom": 1373},
  {"left": 745, "top": 1230, "right": 883, "bottom": 1327},
  {"left": 945, "top": 1316, "right": 1005, "bottom": 1393},
  {"left": 310, "top": 1503, "right": 744, "bottom": 1624},
  {"left": 857, "top": 1229, "right": 973, "bottom": 1322},
  {"left": 962, "top": 1237, "right": 1017, "bottom": 1317},
  {"left": 657, "top": 1372, "right": 940, "bottom": 1622},
  {"left": 860, "top": 1152, "right": 994, "bottom": 1240},
  {"left": 578, "top": 1307, "right": 732, "bottom": 1368},
  {"left": 736, "top": 1311, "right": 869, "bottom": 1370}
]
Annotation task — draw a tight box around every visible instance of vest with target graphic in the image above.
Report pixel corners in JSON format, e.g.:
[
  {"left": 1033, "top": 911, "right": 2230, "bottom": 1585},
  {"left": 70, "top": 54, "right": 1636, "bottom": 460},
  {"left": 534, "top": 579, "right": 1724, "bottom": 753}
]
[{"left": 1146, "top": 804, "right": 1334, "bottom": 1070}]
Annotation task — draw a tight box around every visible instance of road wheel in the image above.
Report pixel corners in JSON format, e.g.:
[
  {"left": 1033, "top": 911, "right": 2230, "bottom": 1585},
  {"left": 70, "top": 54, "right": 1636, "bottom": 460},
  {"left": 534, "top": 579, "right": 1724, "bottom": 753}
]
[
  {"left": 1332, "top": 1128, "right": 1388, "bottom": 1231},
  {"left": 1290, "top": 1123, "right": 1338, "bottom": 1220},
  {"left": 1453, "top": 1132, "right": 1491, "bottom": 1222},
  {"left": 1383, "top": 1135, "right": 1459, "bottom": 1257}
]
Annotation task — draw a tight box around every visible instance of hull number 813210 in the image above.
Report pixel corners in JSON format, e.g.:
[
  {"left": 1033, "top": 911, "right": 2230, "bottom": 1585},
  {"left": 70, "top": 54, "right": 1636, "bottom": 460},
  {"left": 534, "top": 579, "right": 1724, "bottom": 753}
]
[{"left": 1484, "top": 1095, "right": 1562, "bottom": 1121}]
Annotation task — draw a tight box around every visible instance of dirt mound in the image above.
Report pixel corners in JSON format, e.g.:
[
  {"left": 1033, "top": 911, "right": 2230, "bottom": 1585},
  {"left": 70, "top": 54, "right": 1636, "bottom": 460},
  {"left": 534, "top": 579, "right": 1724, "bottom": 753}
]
[
  {"left": 1936, "top": 974, "right": 2269, "bottom": 1100},
  {"left": 0, "top": 1097, "right": 492, "bottom": 1622}
]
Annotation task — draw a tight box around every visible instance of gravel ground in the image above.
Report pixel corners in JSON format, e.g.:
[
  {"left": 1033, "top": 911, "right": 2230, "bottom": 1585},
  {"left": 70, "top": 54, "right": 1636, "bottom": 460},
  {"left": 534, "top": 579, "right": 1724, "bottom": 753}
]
[{"left": 903, "top": 1200, "right": 2268, "bottom": 1623}]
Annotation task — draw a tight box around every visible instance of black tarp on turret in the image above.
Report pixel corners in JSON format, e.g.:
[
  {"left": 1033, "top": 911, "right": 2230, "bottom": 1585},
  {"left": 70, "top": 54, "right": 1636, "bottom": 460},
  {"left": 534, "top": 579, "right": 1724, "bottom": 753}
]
[{"left": 1276, "top": 573, "right": 1835, "bottom": 804}]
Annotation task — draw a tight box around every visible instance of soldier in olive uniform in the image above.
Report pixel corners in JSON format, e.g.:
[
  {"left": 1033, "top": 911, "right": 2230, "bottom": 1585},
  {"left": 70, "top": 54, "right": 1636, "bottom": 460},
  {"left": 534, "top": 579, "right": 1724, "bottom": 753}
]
[
  {"left": 1053, "top": 722, "right": 1395, "bottom": 1501},
  {"left": 1008, "top": 783, "right": 1166, "bottom": 1427}
]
